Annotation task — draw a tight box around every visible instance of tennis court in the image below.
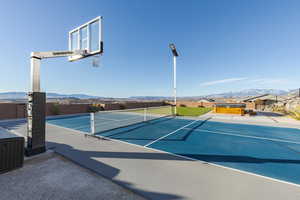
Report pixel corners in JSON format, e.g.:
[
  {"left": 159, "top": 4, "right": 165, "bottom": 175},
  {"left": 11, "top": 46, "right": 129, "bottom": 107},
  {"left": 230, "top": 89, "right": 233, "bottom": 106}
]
[{"left": 47, "top": 106, "right": 300, "bottom": 185}]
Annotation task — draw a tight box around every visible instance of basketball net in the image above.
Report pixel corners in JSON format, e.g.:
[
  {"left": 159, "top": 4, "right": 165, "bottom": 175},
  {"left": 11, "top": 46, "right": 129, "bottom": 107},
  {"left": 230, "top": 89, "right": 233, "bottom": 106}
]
[{"left": 92, "top": 55, "right": 101, "bottom": 67}]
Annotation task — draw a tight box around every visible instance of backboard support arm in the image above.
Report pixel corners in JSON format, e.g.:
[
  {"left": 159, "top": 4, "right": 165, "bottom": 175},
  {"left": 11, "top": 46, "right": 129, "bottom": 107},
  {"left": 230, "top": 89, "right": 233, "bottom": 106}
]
[{"left": 30, "top": 50, "right": 86, "bottom": 92}]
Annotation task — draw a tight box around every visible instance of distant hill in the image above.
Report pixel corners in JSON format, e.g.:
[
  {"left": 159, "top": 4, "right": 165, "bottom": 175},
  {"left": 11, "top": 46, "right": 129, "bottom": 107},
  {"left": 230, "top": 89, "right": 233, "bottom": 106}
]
[
  {"left": 0, "top": 89, "right": 297, "bottom": 100},
  {"left": 287, "top": 89, "right": 300, "bottom": 97},
  {"left": 129, "top": 96, "right": 172, "bottom": 100},
  {"left": 0, "top": 92, "right": 27, "bottom": 99},
  {"left": 204, "top": 89, "right": 290, "bottom": 98},
  {"left": 47, "top": 93, "right": 100, "bottom": 99},
  {"left": 0, "top": 92, "right": 100, "bottom": 99},
  {"left": 131, "top": 89, "right": 294, "bottom": 100}
]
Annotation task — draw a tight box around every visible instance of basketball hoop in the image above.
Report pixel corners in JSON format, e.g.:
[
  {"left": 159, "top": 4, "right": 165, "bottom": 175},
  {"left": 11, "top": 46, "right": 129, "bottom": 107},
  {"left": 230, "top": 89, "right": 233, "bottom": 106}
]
[{"left": 92, "top": 55, "right": 101, "bottom": 67}]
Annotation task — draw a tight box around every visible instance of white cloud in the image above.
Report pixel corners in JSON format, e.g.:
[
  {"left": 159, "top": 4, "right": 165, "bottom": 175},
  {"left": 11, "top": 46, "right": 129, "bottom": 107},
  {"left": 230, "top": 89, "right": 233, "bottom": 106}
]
[
  {"left": 200, "top": 77, "right": 248, "bottom": 86},
  {"left": 249, "top": 78, "right": 288, "bottom": 85}
]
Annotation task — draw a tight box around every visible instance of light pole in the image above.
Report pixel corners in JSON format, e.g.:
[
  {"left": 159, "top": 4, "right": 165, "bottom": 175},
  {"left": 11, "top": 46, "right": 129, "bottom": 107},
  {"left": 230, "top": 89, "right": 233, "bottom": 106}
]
[{"left": 169, "top": 44, "right": 179, "bottom": 115}]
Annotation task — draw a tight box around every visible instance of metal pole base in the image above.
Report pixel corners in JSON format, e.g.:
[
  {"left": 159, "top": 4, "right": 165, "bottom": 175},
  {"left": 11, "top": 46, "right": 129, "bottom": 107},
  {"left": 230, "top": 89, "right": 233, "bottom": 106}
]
[
  {"left": 26, "top": 92, "right": 46, "bottom": 157},
  {"left": 25, "top": 146, "right": 46, "bottom": 157}
]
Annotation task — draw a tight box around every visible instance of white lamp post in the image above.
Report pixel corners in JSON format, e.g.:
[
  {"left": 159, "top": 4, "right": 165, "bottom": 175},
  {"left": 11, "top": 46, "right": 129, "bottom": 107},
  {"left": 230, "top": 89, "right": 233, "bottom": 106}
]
[{"left": 169, "top": 44, "right": 179, "bottom": 115}]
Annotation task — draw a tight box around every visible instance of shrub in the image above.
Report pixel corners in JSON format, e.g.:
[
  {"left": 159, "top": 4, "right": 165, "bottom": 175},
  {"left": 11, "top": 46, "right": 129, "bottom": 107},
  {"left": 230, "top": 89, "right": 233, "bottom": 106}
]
[
  {"left": 247, "top": 110, "right": 257, "bottom": 116},
  {"left": 51, "top": 104, "right": 60, "bottom": 115},
  {"left": 88, "top": 104, "right": 104, "bottom": 112},
  {"left": 289, "top": 106, "right": 300, "bottom": 120},
  {"left": 180, "top": 104, "right": 186, "bottom": 107},
  {"left": 88, "top": 104, "right": 104, "bottom": 113},
  {"left": 273, "top": 105, "right": 300, "bottom": 120},
  {"left": 119, "top": 104, "right": 126, "bottom": 110},
  {"left": 272, "top": 105, "right": 286, "bottom": 113}
]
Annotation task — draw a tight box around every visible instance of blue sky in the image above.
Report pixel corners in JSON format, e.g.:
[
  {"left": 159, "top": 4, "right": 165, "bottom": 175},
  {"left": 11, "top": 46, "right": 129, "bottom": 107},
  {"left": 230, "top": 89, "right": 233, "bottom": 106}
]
[{"left": 0, "top": 0, "right": 300, "bottom": 97}]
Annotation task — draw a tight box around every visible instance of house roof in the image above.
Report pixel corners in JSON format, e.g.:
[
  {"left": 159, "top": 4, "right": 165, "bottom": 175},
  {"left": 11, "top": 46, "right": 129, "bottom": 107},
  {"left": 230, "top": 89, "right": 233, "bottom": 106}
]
[
  {"left": 242, "top": 94, "right": 273, "bottom": 102},
  {"left": 197, "top": 98, "right": 215, "bottom": 103}
]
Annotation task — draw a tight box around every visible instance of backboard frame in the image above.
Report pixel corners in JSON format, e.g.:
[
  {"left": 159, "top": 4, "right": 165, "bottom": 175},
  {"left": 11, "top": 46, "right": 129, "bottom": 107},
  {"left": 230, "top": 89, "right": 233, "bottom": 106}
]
[{"left": 68, "top": 16, "right": 103, "bottom": 62}]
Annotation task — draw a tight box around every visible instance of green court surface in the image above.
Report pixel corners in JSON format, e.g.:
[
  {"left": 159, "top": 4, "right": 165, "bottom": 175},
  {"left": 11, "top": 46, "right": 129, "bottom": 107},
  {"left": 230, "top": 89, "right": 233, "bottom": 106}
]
[{"left": 176, "top": 107, "right": 212, "bottom": 116}]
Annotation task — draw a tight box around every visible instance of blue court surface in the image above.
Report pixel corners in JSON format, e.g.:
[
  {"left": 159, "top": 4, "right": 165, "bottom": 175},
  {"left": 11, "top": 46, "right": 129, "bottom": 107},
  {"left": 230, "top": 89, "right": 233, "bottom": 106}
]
[{"left": 47, "top": 114, "right": 300, "bottom": 185}]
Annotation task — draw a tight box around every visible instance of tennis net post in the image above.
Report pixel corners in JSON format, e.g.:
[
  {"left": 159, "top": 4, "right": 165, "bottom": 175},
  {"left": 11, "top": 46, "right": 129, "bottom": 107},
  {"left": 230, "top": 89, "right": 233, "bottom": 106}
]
[
  {"left": 90, "top": 112, "right": 95, "bottom": 135},
  {"left": 144, "top": 108, "right": 147, "bottom": 121}
]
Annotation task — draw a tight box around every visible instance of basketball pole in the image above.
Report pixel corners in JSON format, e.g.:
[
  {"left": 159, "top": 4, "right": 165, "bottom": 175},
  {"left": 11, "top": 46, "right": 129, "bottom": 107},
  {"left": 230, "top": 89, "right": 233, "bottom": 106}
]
[
  {"left": 27, "top": 50, "right": 88, "bottom": 156},
  {"left": 26, "top": 16, "right": 103, "bottom": 156}
]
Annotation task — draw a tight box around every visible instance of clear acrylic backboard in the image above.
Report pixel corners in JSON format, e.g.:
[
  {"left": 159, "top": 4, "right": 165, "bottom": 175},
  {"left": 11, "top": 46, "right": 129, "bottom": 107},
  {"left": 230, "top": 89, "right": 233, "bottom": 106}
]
[{"left": 68, "top": 16, "right": 103, "bottom": 62}]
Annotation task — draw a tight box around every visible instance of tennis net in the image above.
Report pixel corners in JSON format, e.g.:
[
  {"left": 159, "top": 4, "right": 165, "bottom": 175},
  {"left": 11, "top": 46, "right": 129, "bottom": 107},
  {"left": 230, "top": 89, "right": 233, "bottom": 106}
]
[{"left": 90, "top": 105, "right": 174, "bottom": 134}]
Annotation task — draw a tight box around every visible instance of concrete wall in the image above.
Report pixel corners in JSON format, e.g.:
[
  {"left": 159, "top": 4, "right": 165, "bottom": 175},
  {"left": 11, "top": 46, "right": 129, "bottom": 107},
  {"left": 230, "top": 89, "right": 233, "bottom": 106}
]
[
  {"left": 176, "top": 101, "right": 216, "bottom": 108},
  {"left": 0, "top": 103, "right": 26, "bottom": 119},
  {"left": 0, "top": 103, "right": 91, "bottom": 120},
  {"left": 0, "top": 101, "right": 167, "bottom": 120},
  {"left": 46, "top": 104, "right": 91, "bottom": 116},
  {"left": 0, "top": 101, "right": 257, "bottom": 120},
  {"left": 100, "top": 102, "right": 166, "bottom": 110},
  {"left": 175, "top": 101, "right": 255, "bottom": 110}
]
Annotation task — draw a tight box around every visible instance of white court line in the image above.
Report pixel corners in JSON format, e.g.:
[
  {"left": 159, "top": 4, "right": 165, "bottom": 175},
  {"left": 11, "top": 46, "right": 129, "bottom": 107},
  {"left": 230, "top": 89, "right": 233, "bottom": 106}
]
[
  {"left": 144, "top": 119, "right": 201, "bottom": 147},
  {"left": 183, "top": 128, "right": 300, "bottom": 145}
]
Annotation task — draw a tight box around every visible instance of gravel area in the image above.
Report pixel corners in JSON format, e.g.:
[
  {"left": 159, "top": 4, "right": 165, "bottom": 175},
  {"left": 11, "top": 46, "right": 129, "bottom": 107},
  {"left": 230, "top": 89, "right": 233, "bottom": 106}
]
[{"left": 0, "top": 152, "right": 145, "bottom": 200}]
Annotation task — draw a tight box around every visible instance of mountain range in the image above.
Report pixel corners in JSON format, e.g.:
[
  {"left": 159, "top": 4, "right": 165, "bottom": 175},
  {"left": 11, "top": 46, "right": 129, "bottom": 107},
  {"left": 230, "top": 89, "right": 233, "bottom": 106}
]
[
  {"left": 204, "top": 89, "right": 291, "bottom": 98},
  {"left": 0, "top": 89, "right": 297, "bottom": 100},
  {"left": 0, "top": 92, "right": 99, "bottom": 99},
  {"left": 131, "top": 89, "right": 297, "bottom": 100}
]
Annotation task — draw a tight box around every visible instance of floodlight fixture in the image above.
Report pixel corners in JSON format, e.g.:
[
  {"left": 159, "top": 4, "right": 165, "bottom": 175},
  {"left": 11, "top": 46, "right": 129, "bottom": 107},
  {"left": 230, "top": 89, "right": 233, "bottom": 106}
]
[{"left": 169, "top": 43, "right": 179, "bottom": 57}]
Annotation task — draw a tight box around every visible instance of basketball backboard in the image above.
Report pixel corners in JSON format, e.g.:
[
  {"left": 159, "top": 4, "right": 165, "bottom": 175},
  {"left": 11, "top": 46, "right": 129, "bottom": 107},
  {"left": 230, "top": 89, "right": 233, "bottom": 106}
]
[{"left": 68, "top": 16, "right": 103, "bottom": 61}]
